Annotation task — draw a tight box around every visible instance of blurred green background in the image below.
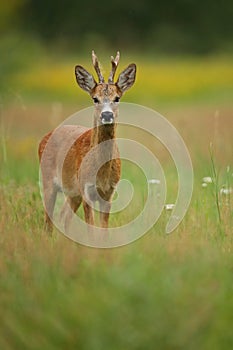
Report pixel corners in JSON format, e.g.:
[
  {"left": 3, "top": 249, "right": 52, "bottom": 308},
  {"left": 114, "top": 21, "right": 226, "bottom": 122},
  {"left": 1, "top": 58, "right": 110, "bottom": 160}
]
[
  {"left": 1, "top": 0, "right": 233, "bottom": 55},
  {"left": 1, "top": 2, "right": 233, "bottom": 349},
  {"left": 1, "top": 0, "right": 233, "bottom": 104}
]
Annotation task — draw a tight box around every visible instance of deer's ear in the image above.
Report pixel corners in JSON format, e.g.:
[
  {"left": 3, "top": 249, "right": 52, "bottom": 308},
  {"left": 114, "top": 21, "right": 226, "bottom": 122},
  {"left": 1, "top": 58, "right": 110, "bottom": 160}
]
[
  {"left": 116, "top": 63, "right": 136, "bottom": 93},
  {"left": 75, "top": 65, "right": 97, "bottom": 93}
]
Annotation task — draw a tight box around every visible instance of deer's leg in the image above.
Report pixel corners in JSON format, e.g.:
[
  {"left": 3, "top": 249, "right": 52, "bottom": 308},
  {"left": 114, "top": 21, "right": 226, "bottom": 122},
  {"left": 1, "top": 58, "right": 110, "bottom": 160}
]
[
  {"left": 60, "top": 196, "right": 82, "bottom": 231},
  {"left": 83, "top": 201, "right": 94, "bottom": 226},
  {"left": 99, "top": 201, "right": 111, "bottom": 228},
  {"left": 43, "top": 183, "right": 57, "bottom": 234}
]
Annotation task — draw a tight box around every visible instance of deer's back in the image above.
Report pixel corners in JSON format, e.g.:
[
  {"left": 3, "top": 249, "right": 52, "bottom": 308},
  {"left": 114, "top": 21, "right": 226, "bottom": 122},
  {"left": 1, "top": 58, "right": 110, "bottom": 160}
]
[{"left": 38, "top": 125, "right": 90, "bottom": 161}]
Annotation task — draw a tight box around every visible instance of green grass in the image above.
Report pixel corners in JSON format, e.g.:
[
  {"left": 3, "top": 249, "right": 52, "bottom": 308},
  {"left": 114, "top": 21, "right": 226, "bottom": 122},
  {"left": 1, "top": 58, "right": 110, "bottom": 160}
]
[
  {"left": 0, "top": 54, "right": 233, "bottom": 349},
  {"left": 0, "top": 178, "right": 233, "bottom": 349},
  {"left": 1, "top": 118, "right": 233, "bottom": 349}
]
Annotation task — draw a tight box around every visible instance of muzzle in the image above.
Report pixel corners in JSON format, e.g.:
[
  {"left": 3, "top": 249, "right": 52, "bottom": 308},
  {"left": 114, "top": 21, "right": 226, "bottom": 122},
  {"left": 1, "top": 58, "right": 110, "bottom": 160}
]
[{"left": 100, "top": 111, "right": 114, "bottom": 125}]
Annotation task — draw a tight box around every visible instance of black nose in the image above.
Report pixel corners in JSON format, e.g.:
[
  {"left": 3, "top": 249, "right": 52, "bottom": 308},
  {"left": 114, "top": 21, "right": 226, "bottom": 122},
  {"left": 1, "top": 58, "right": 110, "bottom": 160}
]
[{"left": 101, "top": 111, "right": 114, "bottom": 124}]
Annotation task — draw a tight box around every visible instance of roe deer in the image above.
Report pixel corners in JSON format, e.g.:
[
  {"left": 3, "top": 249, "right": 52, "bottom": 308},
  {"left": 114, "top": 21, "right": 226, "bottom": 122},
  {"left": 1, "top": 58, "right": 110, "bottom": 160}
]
[{"left": 39, "top": 51, "right": 136, "bottom": 233}]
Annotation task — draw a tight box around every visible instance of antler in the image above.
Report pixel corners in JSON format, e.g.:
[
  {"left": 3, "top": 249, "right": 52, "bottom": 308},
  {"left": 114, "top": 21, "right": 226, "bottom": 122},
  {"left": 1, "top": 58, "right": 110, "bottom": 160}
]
[
  {"left": 108, "top": 51, "right": 120, "bottom": 84},
  {"left": 92, "top": 50, "right": 104, "bottom": 83}
]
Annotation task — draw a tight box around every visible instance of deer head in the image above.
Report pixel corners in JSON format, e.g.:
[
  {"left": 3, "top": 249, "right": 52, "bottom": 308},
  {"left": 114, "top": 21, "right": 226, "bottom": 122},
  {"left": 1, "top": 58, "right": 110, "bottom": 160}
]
[{"left": 75, "top": 51, "right": 136, "bottom": 126}]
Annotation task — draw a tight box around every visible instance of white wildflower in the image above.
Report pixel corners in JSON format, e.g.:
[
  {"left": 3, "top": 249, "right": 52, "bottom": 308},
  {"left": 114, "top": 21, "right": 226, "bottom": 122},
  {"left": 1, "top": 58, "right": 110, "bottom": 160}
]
[
  {"left": 202, "top": 183, "right": 208, "bottom": 188},
  {"left": 220, "top": 187, "right": 232, "bottom": 195},
  {"left": 202, "top": 176, "right": 213, "bottom": 184},
  {"left": 164, "top": 204, "right": 175, "bottom": 210},
  {"left": 148, "top": 179, "right": 161, "bottom": 185}
]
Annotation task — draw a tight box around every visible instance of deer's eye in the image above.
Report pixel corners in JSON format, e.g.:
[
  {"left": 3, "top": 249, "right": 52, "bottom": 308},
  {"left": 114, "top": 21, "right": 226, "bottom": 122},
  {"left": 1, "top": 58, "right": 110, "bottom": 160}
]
[
  {"left": 93, "top": 97, "right": 100, "bottom": 104},
  {"left": 114, "top": 96, "right": 120, "bottom": 103}
]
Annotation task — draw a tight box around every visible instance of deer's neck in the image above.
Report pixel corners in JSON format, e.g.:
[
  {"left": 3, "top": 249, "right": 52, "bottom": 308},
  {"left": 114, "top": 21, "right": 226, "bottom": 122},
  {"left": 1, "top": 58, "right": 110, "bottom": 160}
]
[
  {"left": 91, "top": 124, "right": 116, "bottom": 147},
  {"left": 90, "top": 124, "right": 117, "bottom": 180}
]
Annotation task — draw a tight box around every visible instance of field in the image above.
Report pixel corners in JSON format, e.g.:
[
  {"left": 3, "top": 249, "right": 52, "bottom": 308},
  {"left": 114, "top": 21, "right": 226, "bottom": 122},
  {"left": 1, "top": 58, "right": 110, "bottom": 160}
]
[{"left": 0, "top": 55, "right": 233, "bottom": 349}]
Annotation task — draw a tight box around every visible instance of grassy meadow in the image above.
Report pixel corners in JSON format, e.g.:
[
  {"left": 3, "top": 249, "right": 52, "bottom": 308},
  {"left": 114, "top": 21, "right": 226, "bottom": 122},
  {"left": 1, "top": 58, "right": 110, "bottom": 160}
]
[{"left": 0, "top": 54, "right": 233, "bottom": 349}]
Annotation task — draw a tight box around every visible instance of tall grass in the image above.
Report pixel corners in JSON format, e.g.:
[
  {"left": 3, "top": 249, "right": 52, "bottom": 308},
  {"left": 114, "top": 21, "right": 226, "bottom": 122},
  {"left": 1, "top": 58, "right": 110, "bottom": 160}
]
[
  {"left": 0, "top": 55, "right": 233, "bottom": 349},
  {"left": 0, "top": 177, "right": 233, "bottom": 349},
  {"left": 1, "top": 134, "right": 233, "bottom": 349}
]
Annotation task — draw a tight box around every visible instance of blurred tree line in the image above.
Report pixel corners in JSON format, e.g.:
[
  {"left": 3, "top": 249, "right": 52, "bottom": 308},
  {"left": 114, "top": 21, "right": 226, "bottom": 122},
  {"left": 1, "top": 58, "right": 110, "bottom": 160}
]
[{"left": 1, "top": 0, "right": 233, "bottom": 55}]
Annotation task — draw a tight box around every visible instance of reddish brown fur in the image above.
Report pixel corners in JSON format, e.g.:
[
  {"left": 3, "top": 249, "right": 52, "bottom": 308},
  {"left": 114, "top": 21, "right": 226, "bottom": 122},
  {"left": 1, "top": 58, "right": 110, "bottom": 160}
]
[
  {"left": 39, "top": 52, "right": 136, "bottom": 233},
  {"left": 39, "top": 124, "right": 120, "bottom": 231}
]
